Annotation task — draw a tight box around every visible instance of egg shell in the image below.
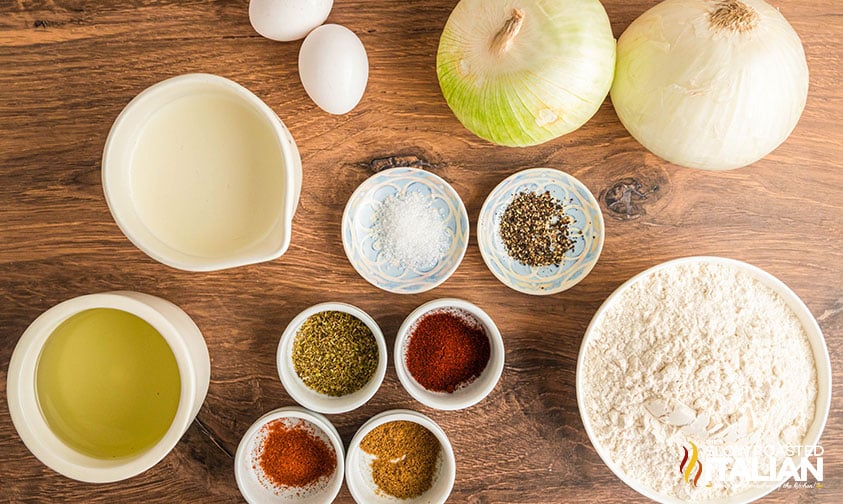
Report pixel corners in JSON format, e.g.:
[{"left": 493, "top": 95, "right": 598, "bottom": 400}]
[
  {"left": 298, "top": 24, "right": 369, "bottom": 115},
  {"left": 248, "top": 0, "right": 333, "bottom": 42}
]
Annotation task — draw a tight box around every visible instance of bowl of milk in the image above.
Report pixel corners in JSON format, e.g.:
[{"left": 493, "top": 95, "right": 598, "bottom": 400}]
[{"left": 102, "top": 73, "right": 302, "bottom": 271}]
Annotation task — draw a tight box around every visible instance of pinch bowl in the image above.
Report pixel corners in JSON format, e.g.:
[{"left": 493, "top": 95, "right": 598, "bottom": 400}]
[
  {"left": 394, "top": 298, "right": 504, "bottom": 411},
  {"left": 277, "top": 302, "right": 387, "bottom": 414},
  {"left": 235, "top": 406, "right": 344, "bottom": 504},
  {"left": 345, "top": 409, "right": 455, "bottom": 504},
  {"left": 477, "top": 167, "right": 604, "bottom": 295},
  {"left": 342, "top": 167, "right": 469, "bottom": 294}
]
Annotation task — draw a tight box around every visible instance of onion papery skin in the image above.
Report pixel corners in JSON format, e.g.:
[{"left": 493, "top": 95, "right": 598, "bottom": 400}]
[
  {"left": 611, "top": 0, "right": 809, "bottom": 171},
  {"left": 436, "top": 0, "right": 616, "bottom": 148}
]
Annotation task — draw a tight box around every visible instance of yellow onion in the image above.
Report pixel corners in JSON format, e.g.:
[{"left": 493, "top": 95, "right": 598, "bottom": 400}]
[
  {"left": 611, "top": 0, "right": 809, "bottom": 170},
  {"left": 436, "top": 0, "right": 616, "bottom": 147}
]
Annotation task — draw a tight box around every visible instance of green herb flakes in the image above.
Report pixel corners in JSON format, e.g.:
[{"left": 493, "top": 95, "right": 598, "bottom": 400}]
[{"left": 292, "top": 311, "right": 378, "bottom": 396}]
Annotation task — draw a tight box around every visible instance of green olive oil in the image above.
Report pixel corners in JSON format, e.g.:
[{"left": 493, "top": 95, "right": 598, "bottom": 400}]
[{"left": 35, "top": 308, "right": 181, "bottom": 459}]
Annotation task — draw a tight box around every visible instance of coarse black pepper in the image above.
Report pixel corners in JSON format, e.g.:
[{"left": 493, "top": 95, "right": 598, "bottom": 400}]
[{"left": 499, "top": 190, "right": 576, "bottom": 267}]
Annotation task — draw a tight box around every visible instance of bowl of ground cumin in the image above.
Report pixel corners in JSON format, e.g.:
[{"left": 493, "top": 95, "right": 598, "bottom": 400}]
[
  {"left": 345, "top": 409, "right": 455, "bottom": 504},
  {"left": 577, "top": 257, "right": 831, "bottom": 504}
]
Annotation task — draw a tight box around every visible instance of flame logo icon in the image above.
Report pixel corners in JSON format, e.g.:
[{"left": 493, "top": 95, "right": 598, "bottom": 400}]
[{"left": 680, "top": 441, "right": 703, "bottom": 487}]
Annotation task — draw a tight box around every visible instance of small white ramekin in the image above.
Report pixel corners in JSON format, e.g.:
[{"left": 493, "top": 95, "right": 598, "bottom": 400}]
[
  {"left": 102, "top": 73, "right": 303, "bottom": 272},
  {"left": 6, "top": 291, "right": 210, "bottom": 483},
  {"left": 395, "top": 298, "right": 504, "bottom": 410},
  {"left": 346, "top": 409, "right": 455, "bottom": 504},
  {"left": 235, "top": 406, "right": 344, "bottom": 504},
  {"left": 277, "top": 302, "right": 387, "bottom": 414}
]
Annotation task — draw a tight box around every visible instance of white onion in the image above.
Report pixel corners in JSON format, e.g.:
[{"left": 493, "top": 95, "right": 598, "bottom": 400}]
[
  {"left": 436, "top": 0, "right": 616, "bottom": 147},
  {"left": 611, "top": 0, "right": 809, "bottom": 170}
]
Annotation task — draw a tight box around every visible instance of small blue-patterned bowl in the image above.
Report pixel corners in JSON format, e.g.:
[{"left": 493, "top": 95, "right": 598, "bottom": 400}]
[
  {"left": 477, "top": 168, "right": 604, "bottom": 295},
  {"left": 342, "top": 167, "right": 469, "bottom": 294}
]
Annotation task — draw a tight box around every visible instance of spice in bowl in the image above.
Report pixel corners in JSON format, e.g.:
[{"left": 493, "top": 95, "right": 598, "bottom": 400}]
[
  {"left": 499, "top": 190, "right": 576, "bottom": 267},
  {"left": 405, "top": 308, "right": 491, "bottom": 393},
  {"left": 292, "top": 311, "right": 378, "bottom": 396},
  {"left": 373, "top": 191, "right": 448, "bottom": 269},
  {"left": 360, "top": 420, "right": 441, "bottom": 499},
  {"left": 253, "top": 418, "right": 336, "bottom": 496}
]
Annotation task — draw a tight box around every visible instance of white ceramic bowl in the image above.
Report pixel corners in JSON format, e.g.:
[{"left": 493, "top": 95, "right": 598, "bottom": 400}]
[
  {"left": 342, "top": 167, "right": 470, "bottom": 294},
  {"left": 346, "top": 409, "right": 455, "bottom": 504},
  {"left": 102, "top": 73, "right": 303, "bottom": 271},
  {"left": 477, "top": 168, "right": 604, "bottom": 295},
  {"left": 576, "top": 256, "right": 832, "bottom": 504},
  {"left": 235, "top": 406, "right": 344, "bottom": 504},
  {"left": 395, "top": 298, "right": 504, "bottom": 410},
  {"left": 277, "top": 302, "right": 387, "bottom": 414},
  {"left": 6, "top": 291, "right": 210, "bottom": 483}
]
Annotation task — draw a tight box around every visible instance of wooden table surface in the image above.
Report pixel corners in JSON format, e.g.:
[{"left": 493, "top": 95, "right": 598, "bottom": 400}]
[{"left": 1, "top": 0, "right": 841, "bottom": 502}]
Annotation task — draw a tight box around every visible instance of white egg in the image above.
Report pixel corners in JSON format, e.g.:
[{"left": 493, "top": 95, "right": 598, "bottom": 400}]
[
  {"left": 249, "top": 0, "right": 333, "bottom": 42},
  {"left": 298, "top": 24, "right": 369, "bottom": 115}
]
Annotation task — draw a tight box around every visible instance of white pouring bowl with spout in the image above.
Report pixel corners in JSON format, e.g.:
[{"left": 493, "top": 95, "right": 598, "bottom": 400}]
[{"left": 102, "top": 73, "right": 302, "bottom": 271}]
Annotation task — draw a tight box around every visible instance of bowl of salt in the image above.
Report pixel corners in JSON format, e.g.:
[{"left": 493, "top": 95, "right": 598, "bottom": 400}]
[{"left": 341, "top": 167, "right": 469, "bottom": 294}]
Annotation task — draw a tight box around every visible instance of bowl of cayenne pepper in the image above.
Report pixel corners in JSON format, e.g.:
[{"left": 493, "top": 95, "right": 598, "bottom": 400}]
[
  {"left": 394, "top": 298, "right": 505, "bottom": 410},
  {"left": 234, "top": 406, "right": 344, "bottom": 504}
]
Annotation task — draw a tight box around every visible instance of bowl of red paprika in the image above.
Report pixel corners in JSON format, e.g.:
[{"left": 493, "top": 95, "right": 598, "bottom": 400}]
[
  {"left": 394, "top": 298, "right": 505, "bottom": 410},
  {"left": 234, "top": 406, "right": 344, "bottom": 504}
]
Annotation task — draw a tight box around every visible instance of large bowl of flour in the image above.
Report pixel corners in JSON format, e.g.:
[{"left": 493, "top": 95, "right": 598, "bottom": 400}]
[{"left": 577, "top": 256, "right": 830, "bottom": 504}]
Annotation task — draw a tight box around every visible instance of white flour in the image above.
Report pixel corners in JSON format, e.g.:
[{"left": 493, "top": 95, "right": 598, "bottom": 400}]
[{"left": 581, "top": 261, "right": 817, "bottom": 501}]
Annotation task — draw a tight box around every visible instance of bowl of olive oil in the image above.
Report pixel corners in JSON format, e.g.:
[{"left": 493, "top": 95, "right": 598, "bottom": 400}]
[{"left": 6, "top": 291, "right": 210, "bottom": 482}]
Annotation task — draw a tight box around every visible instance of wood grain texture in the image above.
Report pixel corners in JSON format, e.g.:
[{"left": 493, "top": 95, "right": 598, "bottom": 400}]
[{"left": 1, "top": 0, "right": 841, "bottom": 502}]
